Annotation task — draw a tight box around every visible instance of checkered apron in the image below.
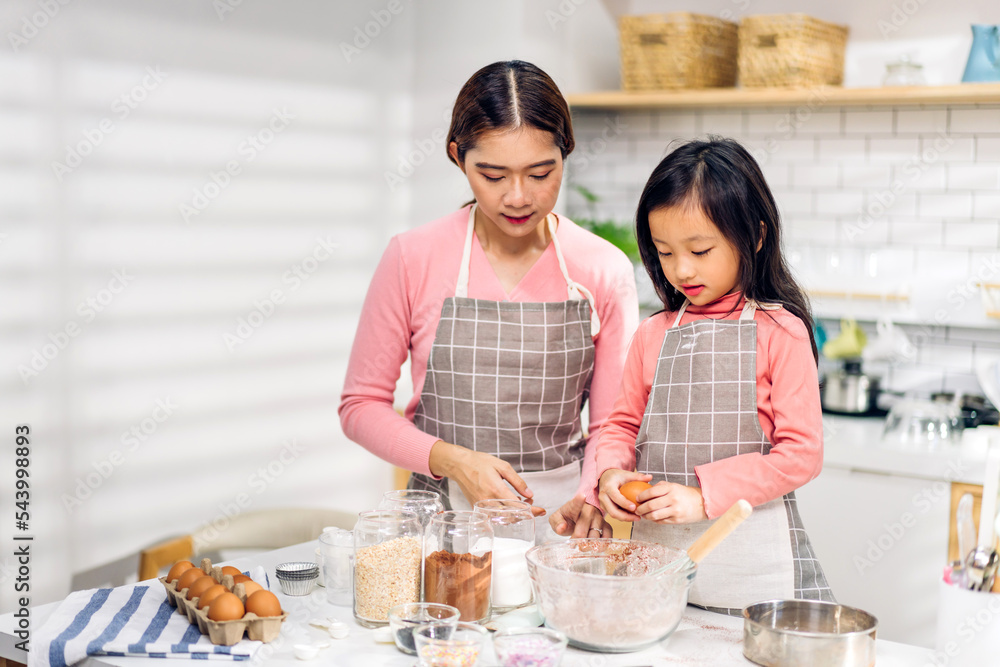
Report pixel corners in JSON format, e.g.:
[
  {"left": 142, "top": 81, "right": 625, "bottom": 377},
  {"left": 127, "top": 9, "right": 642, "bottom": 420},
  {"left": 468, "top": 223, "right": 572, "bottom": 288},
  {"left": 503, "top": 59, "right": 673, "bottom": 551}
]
[
  {"left": 632, "top": 299, "right": 833, "bottom": 615},
  {"left": 409, "top": 205, "right": 598, "bottom": 534}
]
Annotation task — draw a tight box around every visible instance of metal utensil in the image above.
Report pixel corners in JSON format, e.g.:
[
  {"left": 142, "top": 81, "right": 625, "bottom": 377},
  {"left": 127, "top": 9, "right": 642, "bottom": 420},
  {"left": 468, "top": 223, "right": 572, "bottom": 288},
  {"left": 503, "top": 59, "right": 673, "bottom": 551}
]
[
  {"left": 958, "top": 493, "right": 975, "bottom": 564},
  {"left": 980, "top": 549, "right": 999, "bottom": 591},
  {"left": 666, "top": 499, "right": 753, "bottom": 572},
  {"left": 967, "top": 548, "right": 992, "bottom": 591},
  {"left": 967, "top": 441, "right": 1000, "bottom": 590}
]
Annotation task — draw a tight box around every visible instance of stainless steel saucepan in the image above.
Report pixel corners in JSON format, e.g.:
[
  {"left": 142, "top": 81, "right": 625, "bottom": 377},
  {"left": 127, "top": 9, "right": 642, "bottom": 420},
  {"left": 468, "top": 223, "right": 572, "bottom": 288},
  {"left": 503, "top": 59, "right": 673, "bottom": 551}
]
[
  {"left": 821, "top": 359, "right": 880, "bottom": 415},
  {"left": 743, "top": 599, "right": 878, "bottom": 667}
]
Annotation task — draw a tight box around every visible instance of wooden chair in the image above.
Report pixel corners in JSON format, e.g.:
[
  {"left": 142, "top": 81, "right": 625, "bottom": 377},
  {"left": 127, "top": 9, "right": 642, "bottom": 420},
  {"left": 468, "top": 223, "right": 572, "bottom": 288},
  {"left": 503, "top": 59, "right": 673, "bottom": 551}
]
[{"left": 138, "top": 507, "right": 356, "bottom": 581}]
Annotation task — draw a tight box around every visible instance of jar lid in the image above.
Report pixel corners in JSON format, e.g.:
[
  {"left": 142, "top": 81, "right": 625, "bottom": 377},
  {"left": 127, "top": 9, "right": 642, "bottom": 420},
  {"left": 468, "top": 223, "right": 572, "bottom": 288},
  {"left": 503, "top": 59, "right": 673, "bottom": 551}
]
[{"left": 886, "top": 55, "right": 923, "bottom": 71}]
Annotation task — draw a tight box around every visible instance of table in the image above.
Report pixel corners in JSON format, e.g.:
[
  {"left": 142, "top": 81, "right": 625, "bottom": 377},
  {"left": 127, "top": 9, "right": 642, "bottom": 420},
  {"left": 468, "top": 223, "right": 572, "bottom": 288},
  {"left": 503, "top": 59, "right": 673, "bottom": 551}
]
[{"left": 0, "top": 541, "right": 932, "bottom": 666}]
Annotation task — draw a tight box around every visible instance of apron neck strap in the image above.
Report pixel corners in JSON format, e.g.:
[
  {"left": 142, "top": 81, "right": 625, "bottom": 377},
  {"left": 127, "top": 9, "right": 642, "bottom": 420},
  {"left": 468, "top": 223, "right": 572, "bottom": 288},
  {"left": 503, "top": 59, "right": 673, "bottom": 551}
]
[
  {"left": 455, "top": 205, "right": 477, "bottom": 299},
  {"left": 671, "top": 297, "right": 758, "bottom": 328},
  {"left": 455, "top": 204, "right": 602, "bottom": 335}
]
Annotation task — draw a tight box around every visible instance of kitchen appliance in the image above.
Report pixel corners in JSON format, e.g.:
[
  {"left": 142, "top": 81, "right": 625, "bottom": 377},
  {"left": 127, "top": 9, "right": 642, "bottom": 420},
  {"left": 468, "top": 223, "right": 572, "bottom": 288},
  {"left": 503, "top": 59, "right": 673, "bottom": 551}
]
[
  {"left": 821, "top": 359, "right": 880, "bottom": 415},
  {"left": 742, "top": 599, "right": 878, "bottom": 667},
  {"left": 933, "top": 392, "right": 1000, "bottom": 429},
  {"left": 962, "top": 24, "right": 1000, "bottom": 83},
  {"left": 525, "top": 538, "right": 695, "bottom": 652}
]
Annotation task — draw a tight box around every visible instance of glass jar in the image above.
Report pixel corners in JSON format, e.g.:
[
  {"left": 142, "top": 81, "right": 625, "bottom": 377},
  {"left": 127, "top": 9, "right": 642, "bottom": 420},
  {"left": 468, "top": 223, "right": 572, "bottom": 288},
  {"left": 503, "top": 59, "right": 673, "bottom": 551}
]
[
  {"left": 353, "top": 510, "right": 423, "bottom": 627},
  {"left": 424, "top": 511, "right": 493, "bottom": 623},
  {"left": 318, "top": 528, "right": 353, "bottom": 607},
  {"left": 379, "top": 489, "right": 444, "bottom": 529},
  {"left": 473, "top": 499, "right": 535, "bottom": 612},
  {"left": 883, "top": 55, "right": 926, "bottom": 86}
]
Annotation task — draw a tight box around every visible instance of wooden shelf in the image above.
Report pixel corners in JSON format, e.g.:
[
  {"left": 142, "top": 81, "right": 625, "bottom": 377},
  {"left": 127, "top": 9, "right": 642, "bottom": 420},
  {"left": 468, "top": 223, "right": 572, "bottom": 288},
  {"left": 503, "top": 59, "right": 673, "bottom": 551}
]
[
  {"left": 808, "top": 289, "right": 909, "bottom": 302},
  {"left": 566, "top": 83, "right": 1000, "bottom": 110}
]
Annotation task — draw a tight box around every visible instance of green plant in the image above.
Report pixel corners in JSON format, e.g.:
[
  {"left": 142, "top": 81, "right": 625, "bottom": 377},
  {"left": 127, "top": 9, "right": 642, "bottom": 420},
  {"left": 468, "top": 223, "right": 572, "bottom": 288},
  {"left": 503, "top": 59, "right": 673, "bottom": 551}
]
[{"left": 569, "top": 185, "right": 640, "bottom": 264}]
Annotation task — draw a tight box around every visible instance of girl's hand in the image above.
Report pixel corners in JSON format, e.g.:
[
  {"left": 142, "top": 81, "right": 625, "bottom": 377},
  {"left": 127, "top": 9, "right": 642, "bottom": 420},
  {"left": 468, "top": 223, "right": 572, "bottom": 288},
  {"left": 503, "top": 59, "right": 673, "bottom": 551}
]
[
  {"left": 598, "top": 469, "right": 653, "bottom": 522},
  {"left": 635, "top": 482, "right": 708, "bottom": 524},
  {"left": 549, "top": 493, "right": 613, "bottom": 538},
  {"left": 428, "top": 440, "right": 546, "bottom": 517}
]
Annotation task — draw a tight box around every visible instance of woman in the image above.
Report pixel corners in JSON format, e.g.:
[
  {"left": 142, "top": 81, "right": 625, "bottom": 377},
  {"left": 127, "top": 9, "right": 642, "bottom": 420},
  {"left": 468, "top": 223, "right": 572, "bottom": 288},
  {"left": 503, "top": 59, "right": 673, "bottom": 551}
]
[{"left": 339, "top": 60, "right": 638, "bottom": 540}]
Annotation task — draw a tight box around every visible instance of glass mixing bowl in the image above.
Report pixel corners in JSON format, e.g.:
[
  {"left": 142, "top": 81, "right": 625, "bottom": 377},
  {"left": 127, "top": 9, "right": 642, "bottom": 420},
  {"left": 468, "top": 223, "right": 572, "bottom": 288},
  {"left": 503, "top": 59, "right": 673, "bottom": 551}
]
[
  {"left": 881, "top": 397, "right": 962, "bottom": 450},
  {"left": 525, "top": 538, "right": 695, "bottom": 652}
]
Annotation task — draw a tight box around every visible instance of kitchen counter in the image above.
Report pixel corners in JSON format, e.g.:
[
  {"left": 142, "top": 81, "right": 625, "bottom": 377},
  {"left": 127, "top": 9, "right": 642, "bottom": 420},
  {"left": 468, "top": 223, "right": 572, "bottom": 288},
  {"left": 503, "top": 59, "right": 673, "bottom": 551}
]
[
  {"left": 0, "top": 541, "right": 931, "bottom": 666},
  {"left": 822, "top": 413, "right": 998, "bottom": 484},
  {"left": 796, "top": 413, "right": 1000, "bottom": 648}
]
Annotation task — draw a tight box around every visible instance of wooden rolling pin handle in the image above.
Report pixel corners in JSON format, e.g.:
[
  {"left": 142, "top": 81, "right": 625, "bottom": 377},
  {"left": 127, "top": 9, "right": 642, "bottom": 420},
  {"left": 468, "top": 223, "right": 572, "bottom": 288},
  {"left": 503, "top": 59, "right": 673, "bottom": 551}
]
[{"left": 687, "top": 499, "right": 753, "bottom": 565}]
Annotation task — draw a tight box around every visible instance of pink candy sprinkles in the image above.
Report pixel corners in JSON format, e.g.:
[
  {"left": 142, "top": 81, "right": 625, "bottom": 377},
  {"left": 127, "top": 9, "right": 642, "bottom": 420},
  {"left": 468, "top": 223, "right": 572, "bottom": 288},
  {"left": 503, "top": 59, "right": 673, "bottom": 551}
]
[{"left": 493, "top": 635, "right": 564, "bottom": 667}]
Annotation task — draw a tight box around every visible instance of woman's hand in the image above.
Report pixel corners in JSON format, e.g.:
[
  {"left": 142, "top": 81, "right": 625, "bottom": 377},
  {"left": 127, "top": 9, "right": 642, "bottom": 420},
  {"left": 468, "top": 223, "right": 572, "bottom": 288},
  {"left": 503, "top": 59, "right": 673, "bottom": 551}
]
[
  {"left": 428, "top": 440, "right": 545, "bottom": 517},
  {"left": 598, "top": 469, "right": 653, "bottom": 522},
  {"left": 549, "top": 493, "right": 612, "bottom": 538},
  {"left": 635, "top": 482, "right": 708, "bottom": 524}
]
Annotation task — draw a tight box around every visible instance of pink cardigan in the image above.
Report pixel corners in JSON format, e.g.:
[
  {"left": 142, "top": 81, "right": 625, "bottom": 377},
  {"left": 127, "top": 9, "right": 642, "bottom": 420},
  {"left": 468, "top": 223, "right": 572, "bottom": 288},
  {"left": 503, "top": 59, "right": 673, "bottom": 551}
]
[
  {"left": 339, "top": 206, "right": 639, "bottom": 497},
  {"left": 591, "top": 292, "right": 824, "bottom": 518}
]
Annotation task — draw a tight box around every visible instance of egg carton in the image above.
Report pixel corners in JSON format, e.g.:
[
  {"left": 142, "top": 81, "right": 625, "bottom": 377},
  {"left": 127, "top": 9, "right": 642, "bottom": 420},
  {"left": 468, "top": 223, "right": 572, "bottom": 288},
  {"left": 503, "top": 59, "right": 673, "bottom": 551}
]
[{"left": 159, "top": 557, "right": 287, "bottom": 646}]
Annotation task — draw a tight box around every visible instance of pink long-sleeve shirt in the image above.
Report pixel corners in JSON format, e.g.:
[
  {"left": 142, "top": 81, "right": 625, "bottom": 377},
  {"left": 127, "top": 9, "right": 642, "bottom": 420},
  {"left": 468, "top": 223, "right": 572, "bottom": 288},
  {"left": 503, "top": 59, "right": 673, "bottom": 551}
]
[
  {"left": 591, "top": 292, "right": 823, "bottom": 518},
  {"left": 339, "top": 205, "right": 639, "bottom": 497}
]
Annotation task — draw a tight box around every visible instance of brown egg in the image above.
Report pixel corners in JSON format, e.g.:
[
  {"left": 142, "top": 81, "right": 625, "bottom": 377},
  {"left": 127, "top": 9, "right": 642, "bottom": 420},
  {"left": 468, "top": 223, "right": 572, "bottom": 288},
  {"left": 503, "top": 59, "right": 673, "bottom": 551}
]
[
  {"left": 240, "top": 581, "right": 263, "bottom": 598},
  {"left": 232, "top": 574, "right": 252, "bottom": 584},
  {"left": 245, "top": 590, "right": 281, "bottom": 617},
  {"left": 166, "top": 561, "right": 196, "bottom": 583},
  {"left": 186, "top": 575, "right": 217, "bottom": 601},
  {"left": 221, "top": 566, "right": 242, "bottom": 578},
  {"left": 177, "top": 567, "right": 206, "bottom": 591},
  {"left": 620, "top": 481, "right": 653, "bottom": 505},
  {"left": 197, "top": 584, "right": 228, "bottom": 610},
  {"left": 207, "top": 592, "right": 245, "bottom": 621}
]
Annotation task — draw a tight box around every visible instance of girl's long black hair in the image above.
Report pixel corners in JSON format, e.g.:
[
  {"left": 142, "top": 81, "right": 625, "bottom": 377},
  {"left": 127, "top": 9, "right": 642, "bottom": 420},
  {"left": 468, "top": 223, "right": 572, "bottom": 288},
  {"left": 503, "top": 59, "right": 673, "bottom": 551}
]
[{"left": 636, "top": 136, "right": 818, "bottom": 361}]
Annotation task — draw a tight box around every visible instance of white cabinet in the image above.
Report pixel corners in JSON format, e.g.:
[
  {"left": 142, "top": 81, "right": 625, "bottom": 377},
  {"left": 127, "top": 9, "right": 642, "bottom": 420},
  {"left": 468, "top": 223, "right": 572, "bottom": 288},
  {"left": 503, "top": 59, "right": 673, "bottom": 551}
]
[{"left": 796, "top": 466, "right": 951, "bottom": 648}]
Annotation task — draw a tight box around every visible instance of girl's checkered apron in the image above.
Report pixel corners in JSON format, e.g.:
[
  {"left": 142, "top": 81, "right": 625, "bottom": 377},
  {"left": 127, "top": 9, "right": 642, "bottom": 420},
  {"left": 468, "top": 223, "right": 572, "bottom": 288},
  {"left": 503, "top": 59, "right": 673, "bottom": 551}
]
[
  {"left": 408, "top": 205, "right": 598, "bottom": 538},
  {"left": 632, "top": 299, "right": 833, "bottom": 614}
]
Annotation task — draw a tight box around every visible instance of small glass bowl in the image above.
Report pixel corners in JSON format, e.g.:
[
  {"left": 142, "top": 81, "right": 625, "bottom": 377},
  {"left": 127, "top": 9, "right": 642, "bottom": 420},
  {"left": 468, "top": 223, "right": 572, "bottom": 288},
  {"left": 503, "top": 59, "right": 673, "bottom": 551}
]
[
  {"left": 413, "top": 622, "right": 488, "bottom": 667},
  {"left": 493, "top": 627, "right": 568, "bottom": 667},
  {"left": 388, "top": 603, "right": 460, "bottom": 655}
]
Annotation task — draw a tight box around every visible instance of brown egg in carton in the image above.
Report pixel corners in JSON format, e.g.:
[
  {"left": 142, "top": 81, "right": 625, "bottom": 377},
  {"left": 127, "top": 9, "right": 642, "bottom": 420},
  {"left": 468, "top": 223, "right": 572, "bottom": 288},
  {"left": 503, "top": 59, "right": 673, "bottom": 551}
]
[{"left": 158, "top": 557, "right": 288, "bottom": 645}]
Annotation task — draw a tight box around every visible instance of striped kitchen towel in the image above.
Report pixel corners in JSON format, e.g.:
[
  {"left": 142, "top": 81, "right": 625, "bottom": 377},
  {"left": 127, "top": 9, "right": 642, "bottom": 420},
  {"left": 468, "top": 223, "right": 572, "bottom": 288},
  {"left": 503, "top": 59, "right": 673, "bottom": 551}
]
[{"left": 28, "top": 583, "right": 261, "bottom": 667}]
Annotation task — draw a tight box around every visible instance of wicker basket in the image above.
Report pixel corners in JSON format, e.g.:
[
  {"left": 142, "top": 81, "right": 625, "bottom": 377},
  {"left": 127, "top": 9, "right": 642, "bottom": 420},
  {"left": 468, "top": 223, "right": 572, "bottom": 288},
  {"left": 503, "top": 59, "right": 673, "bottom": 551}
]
[
  {"left": 619, "top": 13, "right": 738, "bottom": 90},
  {"left": 738, "top": 14, "right": 848, "bottom": 88}
]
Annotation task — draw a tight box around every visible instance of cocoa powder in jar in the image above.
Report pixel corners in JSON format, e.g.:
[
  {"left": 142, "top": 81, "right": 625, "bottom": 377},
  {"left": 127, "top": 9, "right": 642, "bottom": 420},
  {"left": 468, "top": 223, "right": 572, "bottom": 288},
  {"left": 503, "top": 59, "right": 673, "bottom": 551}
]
[{"left": 423, "top": 549, "right": 491, "bottom": 622}]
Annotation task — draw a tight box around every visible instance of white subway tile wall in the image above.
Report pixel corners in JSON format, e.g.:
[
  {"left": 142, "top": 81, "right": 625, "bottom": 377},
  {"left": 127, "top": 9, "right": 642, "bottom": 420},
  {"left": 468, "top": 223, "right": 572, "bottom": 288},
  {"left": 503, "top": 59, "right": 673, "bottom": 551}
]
[{"left": 567, "top": 105, "right": 1000, "bottom": 396}]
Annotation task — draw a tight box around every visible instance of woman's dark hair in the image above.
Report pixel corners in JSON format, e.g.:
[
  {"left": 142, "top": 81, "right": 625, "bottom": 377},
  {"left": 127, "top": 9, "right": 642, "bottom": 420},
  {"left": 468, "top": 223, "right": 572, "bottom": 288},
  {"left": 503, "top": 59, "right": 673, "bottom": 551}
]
[
  {"left": 447, "top": 60, "right": 574, "bottom": 166},
  {"left": 635, "top": 136, "right": 818, "bottom": 361}
]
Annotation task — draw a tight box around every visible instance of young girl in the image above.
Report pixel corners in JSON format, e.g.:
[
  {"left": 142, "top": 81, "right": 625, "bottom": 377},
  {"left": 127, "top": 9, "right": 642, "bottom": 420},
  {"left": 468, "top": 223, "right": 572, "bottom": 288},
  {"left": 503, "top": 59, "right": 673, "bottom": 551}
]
[
  {"left": 339, "top": 61, "right": 638, "bottom": 541},
  {"left": 594, "top": 137, "right": 833, "bottom": 615}
]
